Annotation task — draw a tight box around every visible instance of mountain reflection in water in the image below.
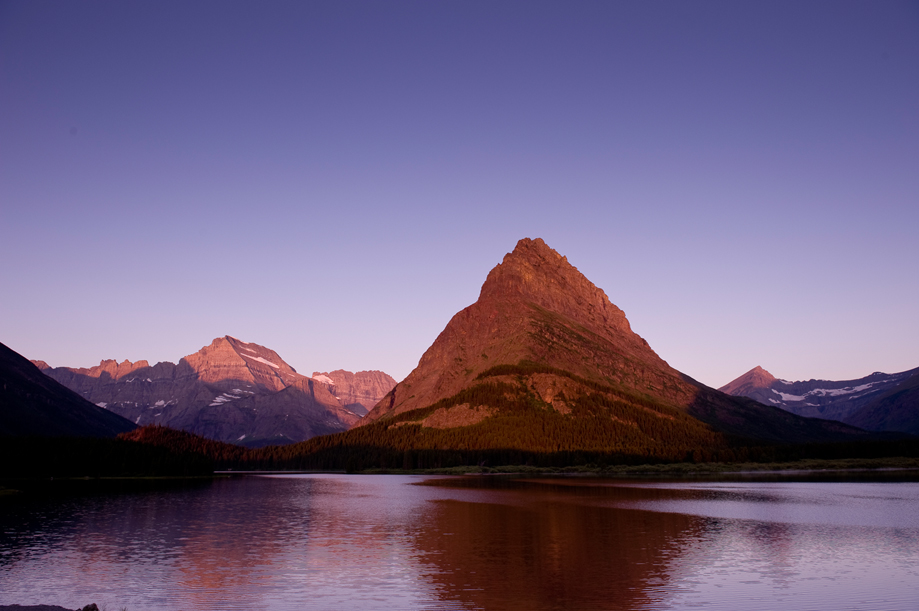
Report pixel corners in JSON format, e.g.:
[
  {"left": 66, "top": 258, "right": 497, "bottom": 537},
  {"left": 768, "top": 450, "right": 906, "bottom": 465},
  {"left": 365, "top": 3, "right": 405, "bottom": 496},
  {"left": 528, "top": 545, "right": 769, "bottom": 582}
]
[
  {"left": 412, "top": 481, "right": 699, "bottom": 610},
  {"left": 1, "top": 474, "right": 918, "bottom": 611}
]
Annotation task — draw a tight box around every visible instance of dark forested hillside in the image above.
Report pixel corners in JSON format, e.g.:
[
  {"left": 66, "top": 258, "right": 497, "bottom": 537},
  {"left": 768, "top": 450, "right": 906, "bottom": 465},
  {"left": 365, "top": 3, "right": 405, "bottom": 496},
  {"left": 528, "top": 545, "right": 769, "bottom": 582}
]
[{"left": 0, "top": 341, "right": 135, "bottom": 438}]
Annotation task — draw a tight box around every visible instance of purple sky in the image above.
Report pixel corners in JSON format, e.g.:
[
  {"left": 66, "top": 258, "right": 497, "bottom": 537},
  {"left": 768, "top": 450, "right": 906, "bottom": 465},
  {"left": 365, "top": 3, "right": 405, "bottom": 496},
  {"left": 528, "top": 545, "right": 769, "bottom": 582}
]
[{"left": 2, "top": 0, "right": 917, "bottom": 389}]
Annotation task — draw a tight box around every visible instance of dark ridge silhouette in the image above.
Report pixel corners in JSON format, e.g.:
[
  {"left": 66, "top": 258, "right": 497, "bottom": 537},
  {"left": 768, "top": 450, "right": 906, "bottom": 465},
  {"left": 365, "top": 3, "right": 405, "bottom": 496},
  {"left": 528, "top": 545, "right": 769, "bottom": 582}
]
[{"left": 0, "top": 341, "right": 134, "bottom": 438}]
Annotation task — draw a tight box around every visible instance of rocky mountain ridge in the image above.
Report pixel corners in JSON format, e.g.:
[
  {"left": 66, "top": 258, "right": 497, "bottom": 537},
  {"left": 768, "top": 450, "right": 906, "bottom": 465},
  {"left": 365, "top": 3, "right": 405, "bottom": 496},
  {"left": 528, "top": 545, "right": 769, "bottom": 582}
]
[
  {"left": 36, "top": 336, "right": 393, "bottom": 447},
  {"left": 311, "top": 370, "right": 397, "bottom": 416},
  {"left": 720, "top": 365, "right": 919, "bottom": 434}
]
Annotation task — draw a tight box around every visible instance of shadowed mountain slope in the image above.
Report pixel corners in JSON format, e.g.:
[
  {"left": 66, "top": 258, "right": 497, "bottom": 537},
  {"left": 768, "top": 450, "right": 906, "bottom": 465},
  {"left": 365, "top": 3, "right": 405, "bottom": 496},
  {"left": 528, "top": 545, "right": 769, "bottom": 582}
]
[
  {"left": 847, "top": 371, "right": 919, "bottom": 435},
  {"left": 1, "top": 341, "right": 135, "bottom": 437}
]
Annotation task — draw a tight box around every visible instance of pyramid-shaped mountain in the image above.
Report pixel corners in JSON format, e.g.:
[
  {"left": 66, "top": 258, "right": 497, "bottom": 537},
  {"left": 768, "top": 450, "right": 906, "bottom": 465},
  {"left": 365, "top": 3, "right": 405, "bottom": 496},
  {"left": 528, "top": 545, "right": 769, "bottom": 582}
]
[
  {"left": 280, "top": 238, "right": 859, "bottom": 469},
  {"left": 362, "top": 237, "right": 690, "bottom": 424},
  {"left": 719, "top": 366, "right": 778, "bottom": 397},
  {"left": 38, "top": 336, "right": 385, "bottom": 447},
  {"left": 1, "top": 341, "right": 134, "bottom": 437}
]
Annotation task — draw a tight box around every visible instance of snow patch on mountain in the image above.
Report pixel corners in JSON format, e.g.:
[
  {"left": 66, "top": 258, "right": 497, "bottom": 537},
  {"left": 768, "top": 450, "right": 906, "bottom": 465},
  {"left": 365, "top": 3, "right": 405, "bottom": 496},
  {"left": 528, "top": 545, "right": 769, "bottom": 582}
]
[
  {"left": 772, "top": 390, "right": 806, "bottom": 401},
  {"left": 209, "top": 392, "right": 243, "bottom": 407},
  {"left": 808, "top": 382, "right": 877, "bottom": 397},
  {"left": 240, "top": 354, "right": 280, "bottom": 369},
  {"left": 770, "top": 380, "right": 892, "bottom": 404}
]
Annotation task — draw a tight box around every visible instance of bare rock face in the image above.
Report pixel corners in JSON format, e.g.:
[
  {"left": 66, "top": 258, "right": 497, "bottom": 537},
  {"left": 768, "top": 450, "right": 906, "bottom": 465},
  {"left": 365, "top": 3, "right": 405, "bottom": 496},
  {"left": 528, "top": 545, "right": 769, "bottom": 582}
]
[
  {"left": 38, "top": 336, "right": 366, "bottom": 447},
  {"left": 311, "top": 369, "right": 397, "bottom": 416},
  {"left": 185, "top": 336, "right": 300, "bottom": 392},
  {"left": 479, "top": 237, "right": 632, "bottom": 338}
]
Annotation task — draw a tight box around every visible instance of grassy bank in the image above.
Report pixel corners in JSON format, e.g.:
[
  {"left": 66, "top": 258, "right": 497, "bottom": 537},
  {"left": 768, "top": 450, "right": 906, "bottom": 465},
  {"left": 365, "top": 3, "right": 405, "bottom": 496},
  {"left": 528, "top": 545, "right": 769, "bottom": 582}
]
[{"left": 362, "top": 455, "right": 919, "bottom": 477}]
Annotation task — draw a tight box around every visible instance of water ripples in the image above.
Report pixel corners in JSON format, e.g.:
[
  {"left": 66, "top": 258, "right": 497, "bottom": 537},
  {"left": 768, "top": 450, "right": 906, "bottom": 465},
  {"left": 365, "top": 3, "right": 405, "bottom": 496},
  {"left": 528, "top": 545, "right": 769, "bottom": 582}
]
[{"left": 1, "top": 475, "right": 917, "bottom": 610}]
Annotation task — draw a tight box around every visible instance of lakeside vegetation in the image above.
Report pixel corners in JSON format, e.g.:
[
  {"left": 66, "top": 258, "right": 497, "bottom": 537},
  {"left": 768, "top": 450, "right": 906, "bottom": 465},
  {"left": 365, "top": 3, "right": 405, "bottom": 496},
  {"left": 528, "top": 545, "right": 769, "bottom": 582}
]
[
  {"left": 0, "top": 434, "right": 215, "bottom": 480},
  {"left": 380, "top": 455, "right": 919, "bottom": 477},
  {"left": 4, "top": 416, "right": 918, "bottom": 482},
  {"left": 2, "top": 427, "right": 919, "bottom": 486}
]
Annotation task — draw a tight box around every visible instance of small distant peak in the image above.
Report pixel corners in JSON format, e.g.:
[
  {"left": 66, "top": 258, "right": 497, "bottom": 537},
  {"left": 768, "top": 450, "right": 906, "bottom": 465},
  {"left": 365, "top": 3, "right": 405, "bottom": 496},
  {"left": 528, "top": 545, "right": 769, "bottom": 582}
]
[
  {"left": 719, "top": 366, "right": 776, "bottom": 394},
  {"left": 30, "top": 359, "right": 50, "bottom": 370}
]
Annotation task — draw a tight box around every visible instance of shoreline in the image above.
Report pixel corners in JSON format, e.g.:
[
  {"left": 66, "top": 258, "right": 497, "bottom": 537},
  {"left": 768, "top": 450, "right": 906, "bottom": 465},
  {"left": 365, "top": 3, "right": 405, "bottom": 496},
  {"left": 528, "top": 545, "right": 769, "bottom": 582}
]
[
  {"left": 216, "top": 457, "right": 919, "bottom": 480},
  {"left": 3, "top": 457, "right": 919, "bottom": 492}
]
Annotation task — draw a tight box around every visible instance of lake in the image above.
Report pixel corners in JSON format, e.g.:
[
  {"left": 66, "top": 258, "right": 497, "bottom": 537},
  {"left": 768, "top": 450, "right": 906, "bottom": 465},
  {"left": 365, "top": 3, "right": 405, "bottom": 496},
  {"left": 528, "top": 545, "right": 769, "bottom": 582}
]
[{"left": 2, "top": 473, "right": 918, "bottom": 610}]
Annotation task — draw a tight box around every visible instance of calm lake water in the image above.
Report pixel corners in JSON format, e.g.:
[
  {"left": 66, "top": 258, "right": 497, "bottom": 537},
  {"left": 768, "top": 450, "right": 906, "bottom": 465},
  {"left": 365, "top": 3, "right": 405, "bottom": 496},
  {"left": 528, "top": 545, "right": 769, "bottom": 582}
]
[{"left": 2, "top": 473, "right": 918, "bottom": 611}]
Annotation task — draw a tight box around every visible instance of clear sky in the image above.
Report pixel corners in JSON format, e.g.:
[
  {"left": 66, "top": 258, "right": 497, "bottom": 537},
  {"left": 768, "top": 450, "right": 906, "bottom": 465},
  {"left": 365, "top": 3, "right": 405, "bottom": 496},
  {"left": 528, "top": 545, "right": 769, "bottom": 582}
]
[{"left": 2, "top": 0, "right": 917, "bottom": 389}]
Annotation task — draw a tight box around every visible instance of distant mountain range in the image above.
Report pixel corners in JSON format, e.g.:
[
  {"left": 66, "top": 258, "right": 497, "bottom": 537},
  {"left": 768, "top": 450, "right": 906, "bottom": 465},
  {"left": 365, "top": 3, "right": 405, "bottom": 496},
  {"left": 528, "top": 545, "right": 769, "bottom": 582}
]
[
  {"left": 720, "top": 365, "right": 919, "bottom": 435},
  {"left": 1, "top": 341, "right": 134, "bottom": 437},
  {"left": 286, "top": 238, "right": 873, "bottom": 470},
  {"left": 34, "top": 336, "right": 395, "bottom": 447},
  {"left": 6, "top": 238, "right": 912, "bottom": 466}
]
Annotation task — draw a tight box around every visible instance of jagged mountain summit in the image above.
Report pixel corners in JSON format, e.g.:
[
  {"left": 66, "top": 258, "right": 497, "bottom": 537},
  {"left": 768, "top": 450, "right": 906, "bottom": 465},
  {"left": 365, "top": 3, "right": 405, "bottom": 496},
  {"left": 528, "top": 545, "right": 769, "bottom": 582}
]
[
  {"left": 1, "top": 341, "right": 134, "bottom": 437},
  {"left": 36, "top": 336, "right": 388, "bottom": 447},
  {"left": 311, "top": 370, "right": 397, "bottom": 416},
  {"left": 720, "top": 365, "right": 919, "bottom": 434},
  {"left": 327, "top": 238, "right": 868, "bottom": 467}
]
